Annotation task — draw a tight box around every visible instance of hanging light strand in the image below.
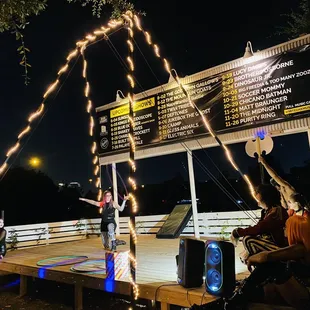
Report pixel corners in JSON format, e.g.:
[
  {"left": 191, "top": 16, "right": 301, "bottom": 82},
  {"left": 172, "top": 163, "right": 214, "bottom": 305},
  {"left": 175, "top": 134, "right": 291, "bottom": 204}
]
[
  {"left": 0, "top": 49, "right": 80, "bottom": 177},
  {"left": 80, "top": 46, "right": 101, "bottom": 203},
  {"left": 133, "top": 14, "right": 257, "bottom": 200},
  {"left": 123, "top": 10, "right": 139, "bottom": 304},
  {"left": 77, "top": 18, "right": 124, "bottom": 205}
]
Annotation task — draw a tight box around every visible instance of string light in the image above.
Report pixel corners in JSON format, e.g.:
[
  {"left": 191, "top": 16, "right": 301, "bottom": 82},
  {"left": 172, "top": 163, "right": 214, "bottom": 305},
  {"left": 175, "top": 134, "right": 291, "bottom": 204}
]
[
  {"left": 87, "top": 100, "right": 92, "bottom": 113},
  {"left": 91, "top": 142, "right": 97, "bottom": 154},
  {"left": 6, "top": 143, "right": 20, "bottom": 157},
  {"left": 128, "top": 220, "right": 137, "bottom": 244},
  {"left": 0, "top": 163, "right": 7, "bottom": 175},
  {"left": 83, "top": 60, "right": 87, "bottom": 78},
  {"left": 28, "top": 103, "right": 45, "bottom": 122},
  {"left": 128, "top": 159, "right": 136, "bottom": 172},
  {"left": 80, "top": 47, "right": 101, "bottom": 200},
  {"left": 128, "top": 134, "right": 136, "bottom": 152},
  {"left": 17, "top": 126, "right": 31, "bottom": 139},
  {"left": 124, "top": 10, "right": 139, "bottom": 305},
  {"left": 58, "top": 64, "right": 69, "bottom": 75},
  {"left": 43, "top": 80, "right": 59, "bottom": 98},
  {"left": 127, "top": 75, "right": 135, "bottom": 88},
  {"left": 127, "top": 40, "right": 134, "bottom": 52},
  {"left": 76, "top": 18, "right": 124, "bottom": 202},
  {"left": 0, "top": 46, "right": 79, "bottom": 176},
  {"left": 133, "top": 14, "right": 257, "bottom": 200},
  {"left": 145, "top": 31, "right": 152, "bottom": 45},
  {"left": 89, "top": 116, "right": 94, "bottom": 136},
  {"left": 128, "top": 177, "right": 137, "bottom": 190},
  {"left": 86, "top": 34, "right": 96, "bottom": 42},
  {"left": 127, "top": 56, "right": 134, "bottom": 71},
  {"left": 128, "top": 116, "right": 135, "bottom": 128},
  {"left": 67, "top": 49, "right": 78, "bottom": 61}
]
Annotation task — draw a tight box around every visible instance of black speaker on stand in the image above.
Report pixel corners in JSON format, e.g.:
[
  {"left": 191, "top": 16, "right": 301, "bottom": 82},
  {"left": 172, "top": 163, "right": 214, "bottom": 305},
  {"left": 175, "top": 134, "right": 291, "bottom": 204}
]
[
  {"left": 205, "top": 240, "right": 235, "bottom": 297},
  {"left": 177, "top": 238, "right": 205, "bottom": 288}
]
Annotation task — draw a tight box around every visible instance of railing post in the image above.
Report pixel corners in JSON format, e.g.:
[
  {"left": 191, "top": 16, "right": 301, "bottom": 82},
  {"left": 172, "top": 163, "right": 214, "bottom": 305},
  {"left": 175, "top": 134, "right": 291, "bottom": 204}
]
[
  {"left": 203, "top": 212, "right": 208, "bottom": 236},
  {"left": 83, "top": 219, "right": 88, "bottom": 238},
  {"left": 45, "top": 223, "right": 50, "bottom": 245}
]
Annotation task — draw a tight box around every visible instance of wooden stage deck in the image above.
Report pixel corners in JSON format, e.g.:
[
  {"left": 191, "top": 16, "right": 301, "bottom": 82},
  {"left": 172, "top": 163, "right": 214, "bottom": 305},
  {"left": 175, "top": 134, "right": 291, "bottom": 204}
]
[{"left": 0, "top": 235, "right": 292, "bottom": 310}]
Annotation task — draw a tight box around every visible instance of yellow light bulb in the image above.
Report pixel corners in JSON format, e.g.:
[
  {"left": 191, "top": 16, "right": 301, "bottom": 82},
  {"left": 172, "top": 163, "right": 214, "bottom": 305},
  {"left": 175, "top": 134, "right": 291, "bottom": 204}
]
[{"left": 29, "top": 156, "right": 41, "bottom": 168}]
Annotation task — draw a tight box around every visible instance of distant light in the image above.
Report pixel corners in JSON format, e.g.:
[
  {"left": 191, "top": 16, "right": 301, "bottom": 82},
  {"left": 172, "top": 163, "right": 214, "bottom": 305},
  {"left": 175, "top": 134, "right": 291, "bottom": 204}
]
[
  {"left": 58, "top": 183, "right": 65, "bottom": 187},
  {"left": 88, "top": 179, "right": 93, "bottom": 183},
  {"left": 237, "top": 200, "right": 243, "bottom": 204},
  {"left": 29, "top": 156, "right": 41, "bottom": 168},
  {"left": 141, "top": 184, "right": 145, "bottom": 188},
  {"left": 254, "top": 129, "right": 267, "bottom": 140}
]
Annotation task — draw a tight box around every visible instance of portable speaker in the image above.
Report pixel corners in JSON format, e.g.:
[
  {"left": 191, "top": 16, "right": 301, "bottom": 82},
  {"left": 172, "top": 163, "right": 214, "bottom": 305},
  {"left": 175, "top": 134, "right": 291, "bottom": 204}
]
[
  {"left": 177, "top": 238, "right": 205, "bottom": 288},
  {"left": 205, "top": 240, "right": 235, "bottom": 297}
]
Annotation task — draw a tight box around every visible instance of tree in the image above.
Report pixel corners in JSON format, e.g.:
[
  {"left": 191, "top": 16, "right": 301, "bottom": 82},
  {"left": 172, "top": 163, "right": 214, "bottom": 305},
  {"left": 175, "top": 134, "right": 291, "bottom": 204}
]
[
  {"left": 279, "top": 0, "right": 310, "bottom": 39},
  {"left": 0, "top": 0, "right": 137, "bottom": 84}
]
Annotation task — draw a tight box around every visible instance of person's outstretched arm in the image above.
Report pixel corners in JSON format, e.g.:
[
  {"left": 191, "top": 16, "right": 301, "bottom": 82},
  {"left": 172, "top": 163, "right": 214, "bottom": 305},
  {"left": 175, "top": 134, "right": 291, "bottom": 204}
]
[
  {"left": 113, "top": 196, "right": 129, "bottom": 212},
  {"left": 259, "top": 156, "right": 295, "bottom": 191},
  {"left": 79, "top": 198, "right": 101, "bottom": 207}
]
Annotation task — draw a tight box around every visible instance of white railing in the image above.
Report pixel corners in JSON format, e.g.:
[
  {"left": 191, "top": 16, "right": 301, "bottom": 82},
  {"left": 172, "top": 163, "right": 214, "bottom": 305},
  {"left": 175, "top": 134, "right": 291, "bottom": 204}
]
[{"left": 4, "top": 210, "right": 261, "bottom": 250}]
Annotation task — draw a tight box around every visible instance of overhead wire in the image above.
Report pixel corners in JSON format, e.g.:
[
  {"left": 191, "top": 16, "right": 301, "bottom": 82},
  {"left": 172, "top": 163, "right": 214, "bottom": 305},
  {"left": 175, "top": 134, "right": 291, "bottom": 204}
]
[
  {"left": 0, "top": 25, "right": 123, "bottom": 183},
  {"left": 181, "top": 142, "right": 258, "bottom": 222},
  {"left": 105, "top": 33, "right": 258, "bottom": 221},
  {"left": 131, "top": 36, "right": 258, "bottom": 220},
  {"left": 0, "top": 54, "right": 81, "bottom": 182}
]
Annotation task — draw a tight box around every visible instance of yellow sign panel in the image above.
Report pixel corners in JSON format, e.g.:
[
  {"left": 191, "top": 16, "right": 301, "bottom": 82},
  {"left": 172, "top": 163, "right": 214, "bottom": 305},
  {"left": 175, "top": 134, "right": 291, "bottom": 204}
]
[
  {"left": 284, "top": 104, "right": 310, "bottom": 115},
  {"left": 110, "top": 97, "right": 155, "bottom": 118}
]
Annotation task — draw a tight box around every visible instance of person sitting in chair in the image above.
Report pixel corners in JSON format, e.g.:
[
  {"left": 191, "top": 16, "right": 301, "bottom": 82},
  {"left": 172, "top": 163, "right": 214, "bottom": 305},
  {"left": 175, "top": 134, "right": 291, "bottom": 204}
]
[
  {"left": 230, "top": 184, "right": 288, "bottom": 264},
  {"left": 79, "top": 190, "right": 128, "bottom": 251},
  {"left": 191, "top": 191, "right": 310, "bottom": 310}
]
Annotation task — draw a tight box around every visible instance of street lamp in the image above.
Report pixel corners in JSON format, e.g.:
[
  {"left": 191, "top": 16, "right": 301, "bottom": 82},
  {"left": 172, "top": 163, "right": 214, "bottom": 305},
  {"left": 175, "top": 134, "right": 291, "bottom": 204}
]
[{"left": 29, "top": 157, "right": 41, "bottom": 168}]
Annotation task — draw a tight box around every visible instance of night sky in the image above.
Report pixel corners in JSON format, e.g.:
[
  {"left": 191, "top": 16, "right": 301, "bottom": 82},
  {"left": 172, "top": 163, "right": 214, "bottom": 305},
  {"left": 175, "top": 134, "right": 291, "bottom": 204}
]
[{"left": 0, "top": 0, "right": 309, "bottom": 192}]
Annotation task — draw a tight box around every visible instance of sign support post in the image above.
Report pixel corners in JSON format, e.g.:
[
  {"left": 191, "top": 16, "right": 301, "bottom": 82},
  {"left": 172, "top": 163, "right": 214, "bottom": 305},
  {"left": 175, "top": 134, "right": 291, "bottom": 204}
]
[
  {"left": 112, "top": 163, "right": 120, "bottom": 236},
  {"left": 187, "top": 150, "right": 200, "bottom": 239}
]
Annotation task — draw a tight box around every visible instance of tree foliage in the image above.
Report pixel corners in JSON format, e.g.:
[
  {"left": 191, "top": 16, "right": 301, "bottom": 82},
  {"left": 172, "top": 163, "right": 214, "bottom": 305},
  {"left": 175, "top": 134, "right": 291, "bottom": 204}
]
[
  {"left": 0, "top": 0, "right": 48, "bottom": 33},
  {"left": 67, "top": 0, "right": 135, "bottom": 18},
  {"left": 0, "top": 0, "right": 47, "bottom": 85},
  {"left": 0, "top": 0, "right": 137, "bottom": 85},
  {"left": 279, "top": 0, "right": 310, "bottom": 38}
]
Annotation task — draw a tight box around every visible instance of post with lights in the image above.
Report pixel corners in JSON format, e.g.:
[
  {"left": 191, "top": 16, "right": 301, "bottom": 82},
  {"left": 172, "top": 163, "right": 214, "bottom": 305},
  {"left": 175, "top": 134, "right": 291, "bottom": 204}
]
[{"left": 124, "top": 11, "right": 139, "bottom": 308}]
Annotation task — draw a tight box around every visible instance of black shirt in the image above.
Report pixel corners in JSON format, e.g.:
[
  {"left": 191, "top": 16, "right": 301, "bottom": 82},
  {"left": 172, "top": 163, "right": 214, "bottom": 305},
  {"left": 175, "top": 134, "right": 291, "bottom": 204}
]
[{"left": 101, "top": 203, "right": 115, "bottom": 222}]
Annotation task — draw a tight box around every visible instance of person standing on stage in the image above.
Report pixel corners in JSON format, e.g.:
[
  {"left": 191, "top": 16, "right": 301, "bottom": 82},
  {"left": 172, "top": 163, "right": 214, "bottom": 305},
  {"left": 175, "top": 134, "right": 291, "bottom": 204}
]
[
  {"left": 0, "top": 218, "right": 7, "bottom": 259},
  {"left": 79, "top": 190, "right": 128, "bottom": 251}
]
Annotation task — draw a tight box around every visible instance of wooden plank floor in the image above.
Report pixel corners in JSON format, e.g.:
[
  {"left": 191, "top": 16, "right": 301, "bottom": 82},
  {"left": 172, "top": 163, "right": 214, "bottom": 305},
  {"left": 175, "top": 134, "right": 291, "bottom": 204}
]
[{"left": 0, "top": 235, "right": 250, "bottom": 307}]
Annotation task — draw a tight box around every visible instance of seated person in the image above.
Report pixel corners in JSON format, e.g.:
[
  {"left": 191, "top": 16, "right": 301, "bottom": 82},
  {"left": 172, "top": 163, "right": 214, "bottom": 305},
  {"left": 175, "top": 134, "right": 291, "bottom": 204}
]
[
  {"left": 191, "top": 192, "right": 310, "bottom": 310},
  {"left": 231, "top": 184, "right": 288, "bottom": 263},
  {"left": 0, "top": 218, "right": 7, "bottom": 259}
]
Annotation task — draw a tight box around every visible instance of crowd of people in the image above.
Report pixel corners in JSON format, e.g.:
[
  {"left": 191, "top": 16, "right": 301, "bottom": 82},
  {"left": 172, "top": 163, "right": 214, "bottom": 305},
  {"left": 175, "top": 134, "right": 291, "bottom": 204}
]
[{"left": 191, "top": 156, "right": 310, "bottom": 309}]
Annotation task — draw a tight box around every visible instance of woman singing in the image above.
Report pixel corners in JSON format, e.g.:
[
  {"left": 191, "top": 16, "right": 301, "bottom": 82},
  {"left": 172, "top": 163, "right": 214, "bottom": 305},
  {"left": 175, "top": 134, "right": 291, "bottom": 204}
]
[{"left": 79, "top": 190, "right": 128, "bottom": 251}]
